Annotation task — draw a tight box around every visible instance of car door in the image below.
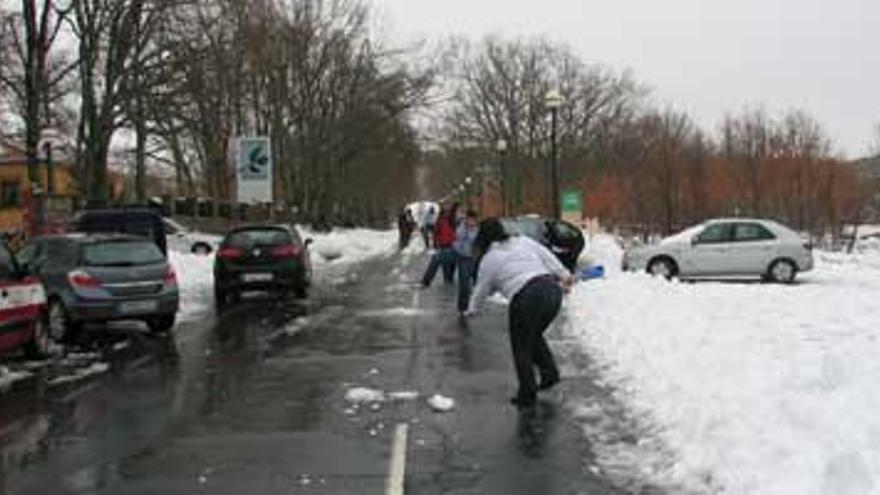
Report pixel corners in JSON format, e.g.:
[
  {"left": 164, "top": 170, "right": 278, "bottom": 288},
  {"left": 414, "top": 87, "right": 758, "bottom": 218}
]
[
  {"left": 0, "top": 242, "right": 43, "bottom": 353},
  {"left": 728, "top": 222, "right": 778, "bottom": 274},
  {"left": 686, "top": 223, "right": 735, "bottom": 275}
]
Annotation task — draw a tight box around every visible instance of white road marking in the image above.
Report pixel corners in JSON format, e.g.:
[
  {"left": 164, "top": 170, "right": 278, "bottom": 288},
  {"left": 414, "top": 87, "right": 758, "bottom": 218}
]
[{"left": 385, "top": 423, "right": 409, "bottom": 495}]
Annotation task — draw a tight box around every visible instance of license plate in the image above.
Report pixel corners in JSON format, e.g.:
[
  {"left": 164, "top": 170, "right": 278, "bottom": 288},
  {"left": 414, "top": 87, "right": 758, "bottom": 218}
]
[
  {"left": 119, "top": 300, "right": 158, "bottom": 314},
  {"left": 242, "top": 273, "right": 274, "bottom": 283}
]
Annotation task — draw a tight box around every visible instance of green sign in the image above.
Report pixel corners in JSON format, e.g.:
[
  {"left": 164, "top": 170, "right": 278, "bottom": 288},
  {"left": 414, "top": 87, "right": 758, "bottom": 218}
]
[{"left": 561, "top": 190, "right": 582, "bottom": 213}]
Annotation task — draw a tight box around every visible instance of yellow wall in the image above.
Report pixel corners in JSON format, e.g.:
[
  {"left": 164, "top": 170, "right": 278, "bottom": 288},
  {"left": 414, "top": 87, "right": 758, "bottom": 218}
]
[{"left": 0, "top": 162, "right": 77, "bottom": 232}]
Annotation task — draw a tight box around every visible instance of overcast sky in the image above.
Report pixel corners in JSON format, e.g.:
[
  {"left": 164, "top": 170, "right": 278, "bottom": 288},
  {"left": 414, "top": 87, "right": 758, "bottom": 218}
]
[{"left": 372, "top": 0, "right": 880, "bottom": 158}]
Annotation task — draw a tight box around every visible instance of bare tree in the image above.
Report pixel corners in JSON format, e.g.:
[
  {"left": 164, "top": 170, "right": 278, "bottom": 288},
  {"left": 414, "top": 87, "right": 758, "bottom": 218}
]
[
  {"left": 438, "top": 37, "right": 643, "bottom": 213},
  {"left": 0, "top": 0, "right": 75, "bottom": 226},
  {"left": 69, "top": 0, "right": 173, "bottom": 202}
]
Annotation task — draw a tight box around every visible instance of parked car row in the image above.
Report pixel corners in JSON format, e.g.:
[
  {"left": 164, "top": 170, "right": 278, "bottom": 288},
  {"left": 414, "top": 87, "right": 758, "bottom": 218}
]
[{"left": 0, "top": 205, "right": 319, "bottom": 357}]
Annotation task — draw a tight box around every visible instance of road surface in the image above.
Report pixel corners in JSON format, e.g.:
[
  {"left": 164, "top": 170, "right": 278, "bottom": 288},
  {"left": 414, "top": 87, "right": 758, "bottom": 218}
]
[{"left": 0, "top": 250, "right": 663, "bottom": 494}]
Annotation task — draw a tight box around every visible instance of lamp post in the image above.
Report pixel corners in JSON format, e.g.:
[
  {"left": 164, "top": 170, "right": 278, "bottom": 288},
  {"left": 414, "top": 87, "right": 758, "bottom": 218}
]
[
  {"left": 545, "top": 89, "right": 564, "bottom": 219},
  {"left": 496, "top": 139, "right": 508, "bottom": 216}
]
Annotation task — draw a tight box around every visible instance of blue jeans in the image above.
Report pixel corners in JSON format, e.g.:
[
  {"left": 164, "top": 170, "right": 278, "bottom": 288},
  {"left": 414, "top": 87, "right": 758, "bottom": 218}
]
[
  {"left": 422, "top": 248, "right": 457, "bottom": 286},
  {"left": 457, "top": 256, "right": 476, "bottom": 312}
]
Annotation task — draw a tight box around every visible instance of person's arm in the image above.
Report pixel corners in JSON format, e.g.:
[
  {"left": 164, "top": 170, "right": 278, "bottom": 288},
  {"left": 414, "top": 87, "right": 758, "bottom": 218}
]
[{"left": 467, "top": 253, "right": 496, "bottom": 314}]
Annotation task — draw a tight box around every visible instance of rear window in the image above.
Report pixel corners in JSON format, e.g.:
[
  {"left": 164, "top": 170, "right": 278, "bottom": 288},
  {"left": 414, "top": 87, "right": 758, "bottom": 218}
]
[
  {"left": 225, "top": 229, "right": 293, "bottom": 248},
  {"left": 83, "top": 241, "right": 165, "bottom": 267},
  {"left": 504, "top": 219, "right": 544, "bottom": 240}
]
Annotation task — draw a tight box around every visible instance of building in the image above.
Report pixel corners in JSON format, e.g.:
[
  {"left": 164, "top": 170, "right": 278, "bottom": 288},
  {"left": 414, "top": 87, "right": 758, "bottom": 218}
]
[{"left": 0, "top": 134, "right": 78, "bottom": 234}]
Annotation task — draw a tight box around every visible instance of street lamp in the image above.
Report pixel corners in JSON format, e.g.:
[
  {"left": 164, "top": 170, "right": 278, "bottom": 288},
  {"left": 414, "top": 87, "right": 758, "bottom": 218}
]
[
  {"left": 496, "top": 139, "right": 508, "bottom": 216},
  {"left": 545, "top": 89, "right": 564, "bottom": 219}
]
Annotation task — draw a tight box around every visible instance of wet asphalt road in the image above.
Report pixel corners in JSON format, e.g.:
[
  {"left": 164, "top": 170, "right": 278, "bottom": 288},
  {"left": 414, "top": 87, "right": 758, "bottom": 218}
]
[{"left": 0, "top": 250, "right": 662, "bottom": 494}]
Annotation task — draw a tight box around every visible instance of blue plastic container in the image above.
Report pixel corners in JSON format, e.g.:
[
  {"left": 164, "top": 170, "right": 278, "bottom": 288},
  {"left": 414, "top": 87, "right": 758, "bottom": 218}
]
[{"left": 580, "top": 265, "right": 605, "bottom": 280}]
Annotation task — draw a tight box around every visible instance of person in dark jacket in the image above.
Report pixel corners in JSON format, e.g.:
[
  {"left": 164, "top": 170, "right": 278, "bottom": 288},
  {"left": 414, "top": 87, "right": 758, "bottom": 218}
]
[
  {"left": 465, "top": 218, "right": 574, "bottom": 408},
  {"left": 421, "top": 204, "right": 459, "bottom": 286},
  {"left": 397, "top": 207, "right": 415, "bottom": 250}
]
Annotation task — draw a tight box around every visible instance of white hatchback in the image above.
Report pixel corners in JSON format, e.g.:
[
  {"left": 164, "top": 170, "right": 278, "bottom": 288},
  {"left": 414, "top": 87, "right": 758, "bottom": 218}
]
[{"left": 623, "top": 219, "right": 814, "bottom": 283}]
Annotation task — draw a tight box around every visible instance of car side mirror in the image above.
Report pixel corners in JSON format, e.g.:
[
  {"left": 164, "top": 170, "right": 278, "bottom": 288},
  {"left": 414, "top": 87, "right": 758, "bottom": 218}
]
[
  {"left": 691, "top": 237, "right": 700, "bottom": 246},
  {"left": 304, "top": 238, "right": 314, "bottom": 247}
]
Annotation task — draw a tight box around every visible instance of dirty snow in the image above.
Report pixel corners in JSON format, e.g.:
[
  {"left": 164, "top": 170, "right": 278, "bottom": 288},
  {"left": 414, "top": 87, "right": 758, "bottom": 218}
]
[
  {"left": 563, "top": 235, "right": 880, "bottom": 494},
  {"left": 427, "top": 394, "right": 455, "bottom": 412},
  {"left": 0, "top": 367, "right": 32, "bottom": 391},
  {"left": 344, "top": 387, "right": 386, "bottom": 404},
  {"left": 47, "top": 362, "right": 110, "bottom": 386}
]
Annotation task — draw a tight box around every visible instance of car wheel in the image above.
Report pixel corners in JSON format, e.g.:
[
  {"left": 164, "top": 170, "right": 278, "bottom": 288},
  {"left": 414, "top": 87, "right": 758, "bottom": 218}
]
[
  {"left": 147, "top": 314, "right": 176, "bottom": 334},
  {"left": 768, "top": 259, "right": 797, "bottom": 284},
  {"left": 24, "top": 311, "right": 50, "bottom": 359},
  {"left": 48, "top": 298, "right": 79, "bottom": 344},
  {"left": 647, "top": 257, "right": 678, "bottom": 280},
  {"left": 191, "top": 242, "right": 212, "bottom": 255}
]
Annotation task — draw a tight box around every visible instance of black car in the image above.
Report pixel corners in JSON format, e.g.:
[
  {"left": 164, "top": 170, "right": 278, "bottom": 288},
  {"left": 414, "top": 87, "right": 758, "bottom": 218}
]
[
  {"left": 71, "top": 208, "right": 168, "bottom": 256},
  {"left": 501, "top": 216, "right": 585, "bottom": 271},
  {"left": 214, "top": 225, "right": 312, "bottom": 308}
]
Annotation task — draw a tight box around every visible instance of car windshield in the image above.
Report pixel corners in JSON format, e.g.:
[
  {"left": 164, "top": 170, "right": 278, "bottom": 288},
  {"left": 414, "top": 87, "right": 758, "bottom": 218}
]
[
  {"left": 225, "top": 229, "right": 292, "bottom": 248},
  {"left": 660, "top": 224, "right": 705, "bottom": 245},
  {"left": 83, "top": 240, "right": 165, "bottom": 267},
  {"left": 503, "top": 219, "right": 543, "bottom": 240}
]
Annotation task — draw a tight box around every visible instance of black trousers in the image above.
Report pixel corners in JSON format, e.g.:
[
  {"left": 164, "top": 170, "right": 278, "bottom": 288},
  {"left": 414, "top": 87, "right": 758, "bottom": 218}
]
[{"left": 508, "top": 275, "right": 563, "bottom": 402}]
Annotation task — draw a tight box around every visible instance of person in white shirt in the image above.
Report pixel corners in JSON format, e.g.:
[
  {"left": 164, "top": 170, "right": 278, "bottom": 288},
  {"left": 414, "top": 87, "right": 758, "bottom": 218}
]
[{"left": 466, "top": 218, "right": 574, "bottom": 408}]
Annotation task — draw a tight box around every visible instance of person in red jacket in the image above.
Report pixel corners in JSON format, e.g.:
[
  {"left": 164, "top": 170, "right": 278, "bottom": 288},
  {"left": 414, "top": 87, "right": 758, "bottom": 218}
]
[{"left": 421, "top": 203, "right": 459, "bottom": 286}]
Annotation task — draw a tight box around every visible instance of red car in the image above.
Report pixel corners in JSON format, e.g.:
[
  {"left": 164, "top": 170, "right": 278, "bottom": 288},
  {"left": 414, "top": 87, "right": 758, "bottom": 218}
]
[{"left": 0, "top": 240, "right": 48, "bottom": 358}]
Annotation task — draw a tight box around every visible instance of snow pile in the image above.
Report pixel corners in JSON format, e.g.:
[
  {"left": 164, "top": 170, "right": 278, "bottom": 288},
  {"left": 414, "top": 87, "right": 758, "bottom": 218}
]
[
  {"left": 299, "top": 227, "right": 396, "bottom": 266},
  {"left": 579, "top": 233, "right": 625, "bottom": 274},
  {"left": 563, "top": 241, "right": 880, "bottom": 494},
  {"left": 170, "top": 250, "right": 216, "bottom": 322}
]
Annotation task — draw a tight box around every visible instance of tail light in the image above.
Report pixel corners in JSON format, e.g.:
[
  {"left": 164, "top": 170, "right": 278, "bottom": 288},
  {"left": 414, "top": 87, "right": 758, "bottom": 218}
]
[
  {"left": 165, "top": 266, "right": 178, "bottom": 289},
  {"left": 217, "top": 247, "right": 244, "bottom": 260},
  {"left": 68, "top": 269, "right": 101, "bottom": 289},
  {"left": 271, "top": 244, "right": 302, "bottom": 258}
]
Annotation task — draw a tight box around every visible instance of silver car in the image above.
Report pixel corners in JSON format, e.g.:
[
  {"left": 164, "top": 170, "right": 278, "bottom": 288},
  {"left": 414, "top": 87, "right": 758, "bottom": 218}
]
[{"left": 623, "top": 219, "right": 814, "bottom": 283}]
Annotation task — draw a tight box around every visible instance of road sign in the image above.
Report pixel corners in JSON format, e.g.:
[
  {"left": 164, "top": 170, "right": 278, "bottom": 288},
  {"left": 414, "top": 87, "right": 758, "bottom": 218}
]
[
  {"left": 561, "top": 190, "right": 582, "bottom": 224},
  {"left": 237, "top": 137, "right": 273, "bottom": 203}
]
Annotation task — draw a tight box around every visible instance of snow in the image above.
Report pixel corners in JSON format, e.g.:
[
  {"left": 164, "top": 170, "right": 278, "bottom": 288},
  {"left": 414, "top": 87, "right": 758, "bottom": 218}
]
[
  {"left": 298, "top": 227, "right": 396, "bottom": 266},
  {"left": 0, "top": 367, "right": 32, "bottom": 391},
  {"left": 170, "top": 250, "right": 216, "bottom": 322},
  {"left": 562, "top": 235, "right": 880, "bottom": 494},
  {"left": 427, "top": 394, "right": 455, "bottom": 412},
  {"left": 344, "top": 387, "right": 386, "bottom": 404},
  {"left": 170, "top": 226, "right": 397, "bottom": 321},
  {"left": 47, "top": 362, "right": 109, "bottom": 386}
]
